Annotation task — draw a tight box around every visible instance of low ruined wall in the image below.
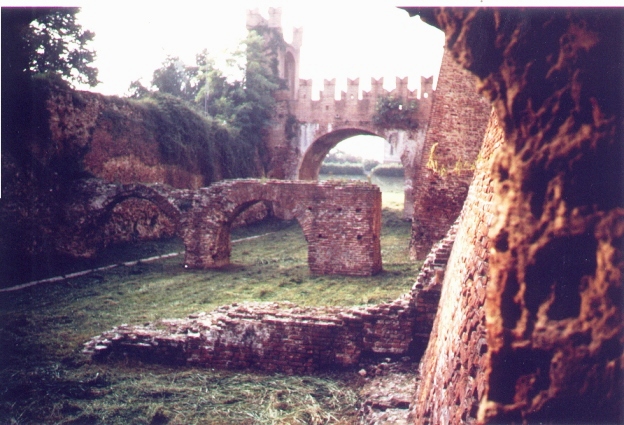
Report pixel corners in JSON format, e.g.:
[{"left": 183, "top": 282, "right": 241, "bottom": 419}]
[
  {"left": 409, "top": 49, "right": 491, "bottom": 260},
  {"left": 84, "top": 223, "right": 457, "bottom": 373},
  {"left": 409, "top": 109, "right": 503, "bottom": 424}
]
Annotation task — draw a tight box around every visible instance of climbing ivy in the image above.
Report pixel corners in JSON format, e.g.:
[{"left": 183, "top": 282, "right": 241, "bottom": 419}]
[{"left": 372, "top": 95, "right": 419, "bottom": 130}]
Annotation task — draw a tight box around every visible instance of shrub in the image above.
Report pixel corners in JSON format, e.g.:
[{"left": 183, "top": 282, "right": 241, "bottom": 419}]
[
  {"left": 370, "top": 163, "right": 404, "bottom": 178},
  {"left": 372, "top": 95, "right": 419, "bottom": 130},
  {"left": 320, "top": 162, "right": 364, "bottom": 176},
  {"left": 137, "top": 94, "right": 260, "bottom": 184}
]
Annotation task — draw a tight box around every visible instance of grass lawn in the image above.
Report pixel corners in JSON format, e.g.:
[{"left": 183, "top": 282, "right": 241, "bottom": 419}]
[{"left": 0, "top": 177, "right": 419, "bottom": 424}]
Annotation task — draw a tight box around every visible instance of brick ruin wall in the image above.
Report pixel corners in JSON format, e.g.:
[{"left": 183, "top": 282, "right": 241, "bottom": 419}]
[
  {"left": 409, "top": 109, "right": 503, "bottom": 424},
  {"left": 408, "top": 7, "right": 623, "bottom": 423},
  {"left": 46, "top": 178, "right": 382, "bottom": 277},
  {"left": 83, "top": 221, "right": 457, "bottom": 374},
  {"left": 179, "top": 179, "right": 382, "bottom": 276},
  {"left": 409, "top": 49, "right": 492, "bottom": 260}
]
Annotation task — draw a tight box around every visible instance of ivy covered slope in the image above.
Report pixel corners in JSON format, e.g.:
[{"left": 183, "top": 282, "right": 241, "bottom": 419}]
[{"left": 5, "top": 76, "right": 261, "bottom": 191}]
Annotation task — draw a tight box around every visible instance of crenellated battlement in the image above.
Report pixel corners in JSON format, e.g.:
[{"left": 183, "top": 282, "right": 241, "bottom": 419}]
[
  {"left": 292, "top": 76, "right": 434, "bottom": 123},
  {"left": 296, "top": 76, "right": 432, "bottom": 102}
]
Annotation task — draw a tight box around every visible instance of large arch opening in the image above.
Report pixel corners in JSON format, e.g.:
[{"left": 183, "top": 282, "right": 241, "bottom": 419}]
[
  {"left": 320, "top": 134, "right": 405, "bottom": 211},
  {"left": 298, "top": 128, "right": 379, "bottom": 181}
]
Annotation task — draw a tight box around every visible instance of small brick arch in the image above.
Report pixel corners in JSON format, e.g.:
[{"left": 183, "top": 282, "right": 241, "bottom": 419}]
[
  {"left": 180, "top": 179, "right": 382, "bottom": 276},
  {"left": 298, "top": 127, "right": 379, "bottom": 180},
  {"left": 101, "top": 184, "right": 181, "bottom": 226}
]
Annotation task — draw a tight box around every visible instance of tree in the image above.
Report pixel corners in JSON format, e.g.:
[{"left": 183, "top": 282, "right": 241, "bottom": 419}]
[
  {"left": 1, "top": 7, "right": 99, "bottom": 166},
  {"left": 150, "top": 56, "right": 200, "bottom": 103},
  {"left": 373, "top": 95, "right": 419, "bottom": 130},
  {"left": 1, "top": 7, "right": 99, "bottom": 87}
]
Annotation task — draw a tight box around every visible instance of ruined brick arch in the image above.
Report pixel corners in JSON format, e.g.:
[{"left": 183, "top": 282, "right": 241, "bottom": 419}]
[
  {"left": 184, "top": 189, "right": 316, "bottom": 269},
  {"left": 101, "top": 184, "right": 181, "bottom": 223},
  {"left": 297, "top": 127, "right": 382, "bottom": 180},
  {"left": 57, "top": 181, "right": 182, "bottom": 259},
  {"left": 181, "top": 179, "right": 382, "bottom": 275}
]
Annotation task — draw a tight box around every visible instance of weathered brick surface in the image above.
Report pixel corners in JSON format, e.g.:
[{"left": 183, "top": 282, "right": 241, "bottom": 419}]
[
  {"left": 409, "top": 109, "right": 503, "bottom": 424},
  {"left": 409, "top": 49, "right": 491, "bottom": 260},
  {"left": 44, "top": 178, "right": 383, "bottom": 278},
  {"left": 84, "top": 225, "right": 457, "bottom": 375},
  {"left": 408, "top": 7, "right": 623, "bottom": 424},
  {"left": 54, "top": 179, "right": 181, "bottom": 259},
  {"left": 178, "top": 179, "right": 382, "bottom": 276},
  {"left": 84, "top": 299, "right": 413, "bottom": 374}
]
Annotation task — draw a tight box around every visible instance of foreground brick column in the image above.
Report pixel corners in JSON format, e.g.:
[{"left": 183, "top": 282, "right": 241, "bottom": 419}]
[
  {"left": 180, "top": 179, "right": 382, "bottom": 276},
  {"left": 407, "top": 7, "right": 623, "bottom": 423}
]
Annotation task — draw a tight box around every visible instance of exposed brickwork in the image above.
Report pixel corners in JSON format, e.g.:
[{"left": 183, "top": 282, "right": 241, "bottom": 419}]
[
  {"left": 409, "top": 109, "right": 503, "bottom": 424},
  {"left": 53, "top": 179, "right": 180, "bottom": 259},
  {"left": 409, "top": 49, "right": 491, "bottom": 260},
  {"left": 84, "top": 224, "right": 458, "bottom": 377},
  {"left": 179, "top": 179, "right": 382, "bottom": 276},
  {"left": 85, "top": 300, "right": 414, "bottom": 374},
  {"left": 408, "top": 7, "right": 623, "bottom": 423},
  {"left": 24, "top": 177, "right": 382, "bottom": 276}
]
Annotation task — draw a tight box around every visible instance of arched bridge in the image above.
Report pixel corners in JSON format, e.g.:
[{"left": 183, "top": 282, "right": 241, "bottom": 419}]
[{"left": 268, "top": 76, "right": 434, "bottom": 182}]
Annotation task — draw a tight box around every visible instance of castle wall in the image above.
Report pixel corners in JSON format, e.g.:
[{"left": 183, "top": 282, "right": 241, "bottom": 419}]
[
  {"left": 409, "top": 109, "right": 503, "bottom": 424},
  {"left": 409, "top": 7, "right": 623, "bottom": 424},
  {"left": 409, "top": 49, "right": 491, "bottom": 260}
]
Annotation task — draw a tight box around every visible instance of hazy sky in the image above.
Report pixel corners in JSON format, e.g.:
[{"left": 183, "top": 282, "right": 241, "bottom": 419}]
[{"left": 75, "top": 1, "right": 446, "bottom": 98}]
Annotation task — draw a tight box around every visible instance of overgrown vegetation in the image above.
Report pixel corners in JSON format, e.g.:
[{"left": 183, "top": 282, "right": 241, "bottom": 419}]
[
  {"left": 0, "top": 182, "right": 417, "bottom": 424},
  {"left": 320, "top": 150, "right": 382, "bottom": 177},
  {"left": 372, "top": 95, "right": 419, "bottom": 130},
  {"left": 129, "top": 30, "right": 284, "bottom": 175},
  {"left": 320, "top": 162, "right": 365, "bottom": 176}
]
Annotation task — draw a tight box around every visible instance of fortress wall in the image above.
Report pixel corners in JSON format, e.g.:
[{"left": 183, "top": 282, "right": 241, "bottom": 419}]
[
  {"left": 409, "top": 8, "right": 623, "bottom": 423},
  {"left": 409, "top": 109, "right": 504, "bottom": 424},
  {"left": 409, "top": 49, "right": 491, "bottom": 260}
]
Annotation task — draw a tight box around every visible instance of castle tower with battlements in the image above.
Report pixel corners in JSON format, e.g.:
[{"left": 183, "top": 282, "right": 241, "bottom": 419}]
[{"left": 247, "top": 8, "right": 437, "bottom": 219}]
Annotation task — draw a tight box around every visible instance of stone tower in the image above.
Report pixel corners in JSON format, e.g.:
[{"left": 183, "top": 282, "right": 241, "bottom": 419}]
[{"left": 246, "top": 7, "right": 302, "bottom": 100}]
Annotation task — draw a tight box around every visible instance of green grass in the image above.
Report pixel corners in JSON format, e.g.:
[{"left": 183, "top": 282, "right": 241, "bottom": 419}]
[{"left": 0, "top": 182, "right": 418, "bottom": 424}]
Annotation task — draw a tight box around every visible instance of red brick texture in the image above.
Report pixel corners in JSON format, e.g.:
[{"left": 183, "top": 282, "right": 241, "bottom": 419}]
[
  {"left": 179, "top": 179, "right": 382, "bottom": 276},
  {"left": 84, "top": 224, "right": 458, "bottom": 374},
  {"left": 409, "top": 49, "right": 491, "bottom": 260},
  {"left": 408, "top": 7, "right": 623, "bottom": 424},
  {"left": 409, "top": 109, "right": 503, "bottom": 424}
]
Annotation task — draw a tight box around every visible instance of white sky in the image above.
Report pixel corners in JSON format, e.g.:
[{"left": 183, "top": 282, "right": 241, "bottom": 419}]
[{"left": 74, "top": 1, "right": 446, "bottom": 98}]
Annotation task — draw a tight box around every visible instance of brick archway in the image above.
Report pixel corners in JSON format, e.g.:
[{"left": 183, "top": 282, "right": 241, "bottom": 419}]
[
  {"left": 180, "top": 179, "right": 382, "bottom": 276},
  {"left": 297, "top": 128, "right": 380, "bottom": 180}
]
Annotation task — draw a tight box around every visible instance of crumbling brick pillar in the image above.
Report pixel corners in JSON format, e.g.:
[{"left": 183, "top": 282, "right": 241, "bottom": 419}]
[{"left": 180, "top": 179, "right": 382, "bottom": 276}]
